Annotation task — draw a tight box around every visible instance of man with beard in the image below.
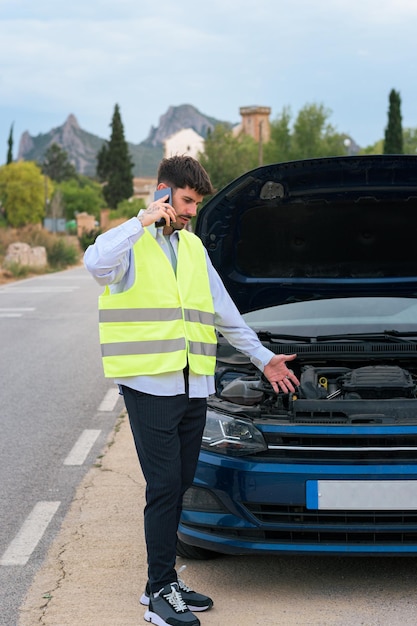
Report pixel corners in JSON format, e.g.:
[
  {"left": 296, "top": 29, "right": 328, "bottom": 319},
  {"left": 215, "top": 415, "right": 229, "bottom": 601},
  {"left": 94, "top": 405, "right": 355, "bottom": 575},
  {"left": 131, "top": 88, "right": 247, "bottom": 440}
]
[{"left": 84, "top": 155, "right": 299, "bottom": 626}]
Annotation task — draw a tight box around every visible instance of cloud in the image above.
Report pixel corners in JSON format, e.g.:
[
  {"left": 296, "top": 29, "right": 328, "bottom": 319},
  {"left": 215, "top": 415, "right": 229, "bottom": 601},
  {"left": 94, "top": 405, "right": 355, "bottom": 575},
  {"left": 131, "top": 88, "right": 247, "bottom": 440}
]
[{"left": 1, "top": 0, "right": 417, "bottom": 161}]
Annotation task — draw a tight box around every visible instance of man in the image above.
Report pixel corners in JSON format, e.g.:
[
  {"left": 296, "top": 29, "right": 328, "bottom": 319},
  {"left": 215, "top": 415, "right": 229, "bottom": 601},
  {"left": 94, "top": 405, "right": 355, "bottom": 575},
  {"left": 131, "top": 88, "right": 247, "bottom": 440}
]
[{"left": 84, "top": 155, "right": 299, "bottom": 626}]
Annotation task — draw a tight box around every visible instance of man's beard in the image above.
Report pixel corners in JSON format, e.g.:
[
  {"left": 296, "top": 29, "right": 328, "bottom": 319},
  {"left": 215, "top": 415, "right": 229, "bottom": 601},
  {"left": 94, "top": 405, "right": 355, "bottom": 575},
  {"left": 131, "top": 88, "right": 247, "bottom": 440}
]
[{"left": 171, "top": 218, "right": 186, "bottom": 231}]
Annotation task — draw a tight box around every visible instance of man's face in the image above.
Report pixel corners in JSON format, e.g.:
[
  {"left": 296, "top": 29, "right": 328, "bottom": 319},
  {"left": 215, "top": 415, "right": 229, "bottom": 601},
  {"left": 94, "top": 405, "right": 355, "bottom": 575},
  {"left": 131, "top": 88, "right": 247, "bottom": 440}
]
[{"left": 170, "top": 186, "right": 204, "bottom": 231}]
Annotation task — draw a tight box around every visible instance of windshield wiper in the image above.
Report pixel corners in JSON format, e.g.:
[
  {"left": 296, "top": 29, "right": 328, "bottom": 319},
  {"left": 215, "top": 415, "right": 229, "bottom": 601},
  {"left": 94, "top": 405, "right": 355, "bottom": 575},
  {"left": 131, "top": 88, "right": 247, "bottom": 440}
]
[
  {"left": 257, "top": 331, "right": 312, "bottom": 342},
  {"left": 315, "top": 330, "right": 417, "bottom": 343}
]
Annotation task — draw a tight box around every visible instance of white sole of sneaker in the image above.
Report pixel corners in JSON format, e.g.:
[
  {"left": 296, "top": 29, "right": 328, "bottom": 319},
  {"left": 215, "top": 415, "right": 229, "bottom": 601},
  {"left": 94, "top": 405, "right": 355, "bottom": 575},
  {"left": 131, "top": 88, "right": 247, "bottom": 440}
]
[
  {"left": 144, "top": 610, "right": 163, "bottom": 625},
  {"left": 144, "top": 609, "right": 165, "bottom": 625},
  {"left": 144, "top": 609, "right": 200, "bottom": 626},
  {"left": 140, "top": 595, "right": 212, "bottom": 612}
]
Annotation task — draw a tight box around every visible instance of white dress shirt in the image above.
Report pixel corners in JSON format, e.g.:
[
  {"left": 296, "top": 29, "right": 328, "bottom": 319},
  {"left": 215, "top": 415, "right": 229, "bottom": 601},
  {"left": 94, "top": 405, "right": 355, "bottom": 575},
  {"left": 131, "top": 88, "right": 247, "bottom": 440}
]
[{"left": 84, "top": 216, "right": 274, "bottom": 398}]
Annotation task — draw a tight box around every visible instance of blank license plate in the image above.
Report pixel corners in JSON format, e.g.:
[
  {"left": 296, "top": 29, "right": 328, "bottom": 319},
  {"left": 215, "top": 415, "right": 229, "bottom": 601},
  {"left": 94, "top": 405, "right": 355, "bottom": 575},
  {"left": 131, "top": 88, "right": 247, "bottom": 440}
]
[{"left": 306, "top": 480, "right": 417, "bottom": 510}]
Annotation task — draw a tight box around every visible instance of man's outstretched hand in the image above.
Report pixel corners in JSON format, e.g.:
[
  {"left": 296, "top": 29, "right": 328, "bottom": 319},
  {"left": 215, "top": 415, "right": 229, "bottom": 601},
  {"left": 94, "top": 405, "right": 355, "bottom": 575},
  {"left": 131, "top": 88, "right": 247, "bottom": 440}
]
[{"left": 263, "top": 354, "right": 300, "bottom": 394}]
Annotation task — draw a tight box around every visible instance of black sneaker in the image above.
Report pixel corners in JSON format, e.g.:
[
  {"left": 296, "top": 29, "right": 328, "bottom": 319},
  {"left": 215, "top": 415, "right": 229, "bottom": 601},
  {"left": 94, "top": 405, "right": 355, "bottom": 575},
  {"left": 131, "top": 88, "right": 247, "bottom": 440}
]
[
  {"left": 144, "top": 582, "right": 200, "bottom": 626},
  {"left": 141, "top": 568, "right": 213, "bottom": 612}
]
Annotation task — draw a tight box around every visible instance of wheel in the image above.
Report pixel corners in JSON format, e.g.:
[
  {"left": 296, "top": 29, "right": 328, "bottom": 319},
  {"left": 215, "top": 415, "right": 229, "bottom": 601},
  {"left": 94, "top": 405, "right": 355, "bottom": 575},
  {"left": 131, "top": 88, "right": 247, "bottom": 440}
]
[{"left": 176, "top": 537, "right": 221, "bottom": 560}]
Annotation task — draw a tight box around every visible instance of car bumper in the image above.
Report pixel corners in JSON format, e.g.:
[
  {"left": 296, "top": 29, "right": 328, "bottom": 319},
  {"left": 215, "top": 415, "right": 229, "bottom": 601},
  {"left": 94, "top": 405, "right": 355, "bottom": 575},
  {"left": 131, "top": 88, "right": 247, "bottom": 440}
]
[{"left": 178, "top": 451, "right": 417, "bottom": 556}]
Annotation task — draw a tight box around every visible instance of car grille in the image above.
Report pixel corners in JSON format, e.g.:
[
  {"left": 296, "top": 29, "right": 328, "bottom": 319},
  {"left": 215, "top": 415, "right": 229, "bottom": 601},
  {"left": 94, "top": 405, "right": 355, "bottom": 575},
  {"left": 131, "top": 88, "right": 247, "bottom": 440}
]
[
  {"left": 260, "top": 432, "right": 417, "bottom": 461},
  {"left": 183, "top": 505, "right": 417, "bottom": 546},
  {"left": 239, "top": 503, "right": 417, "bottom": 544}
]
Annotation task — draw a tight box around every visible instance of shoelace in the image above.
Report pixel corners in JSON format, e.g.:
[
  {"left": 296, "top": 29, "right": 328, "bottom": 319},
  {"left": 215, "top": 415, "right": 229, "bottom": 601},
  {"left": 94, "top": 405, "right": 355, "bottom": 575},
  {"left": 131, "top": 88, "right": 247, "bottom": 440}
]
[
  {"left": 177, "top": 564, "right": 193, "bottom": 593},
  {"left": 163, "top": 584, "right": 188, "bottom": 613}
]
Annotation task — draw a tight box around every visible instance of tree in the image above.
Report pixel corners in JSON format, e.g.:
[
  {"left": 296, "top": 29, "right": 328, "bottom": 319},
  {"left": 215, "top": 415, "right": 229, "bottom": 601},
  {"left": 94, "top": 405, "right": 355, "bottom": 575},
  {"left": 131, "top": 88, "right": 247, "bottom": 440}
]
[
  {"left": 359, "top": 139, "right": 384, "bottom": 155},
  {"left": 290, "top": 103, "right": 347, "bottom": 160},
  {"left": 7, "top": 123, "right": 13, "bottom": 165},
  {"left": 0, "top": 161, "right": 53, "bottom": 227},
  {"left": 40, "top": 143, "right": 77, "bottom": 182},
  {"left": 403, "top": 128, "right": 417, "bottom": 155},
  {"left": 96, "top": 143, "right": 109, "bottom": 182},
  {"left": 96, "top": 104, "right": 134, "bottom": 209},
  {"left": 384, "top": 89, "right": 403, "bottom": 154},
  {"left": 263, "top": 103, "right": 347, "bottom": 164},
  {"left": 58, "top": 176, "right": 106, "bottom": 221},
  {"left": 199, "top": 125, "right": 259, "bottom": 192},
  {"left": 263, "top": 107, "right": 292, "bottom": 164}
]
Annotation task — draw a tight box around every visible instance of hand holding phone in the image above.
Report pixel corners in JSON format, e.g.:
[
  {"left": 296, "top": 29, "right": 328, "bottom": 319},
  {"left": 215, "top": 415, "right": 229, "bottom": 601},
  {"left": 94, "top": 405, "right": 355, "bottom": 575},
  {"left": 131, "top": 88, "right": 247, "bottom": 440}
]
[{"left": 154, "top": 187, "right": 172, "bottom": 226}]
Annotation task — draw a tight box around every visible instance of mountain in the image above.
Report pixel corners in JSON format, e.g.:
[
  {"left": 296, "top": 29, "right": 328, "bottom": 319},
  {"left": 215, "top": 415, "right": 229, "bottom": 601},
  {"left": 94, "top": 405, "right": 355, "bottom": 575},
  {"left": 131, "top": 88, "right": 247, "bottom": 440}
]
[
  {"left": 17, "top": 105, "right": 234, "bottom": 178},
  {"left": 18, "top": 114, "right": 105, "bottom": 177}
]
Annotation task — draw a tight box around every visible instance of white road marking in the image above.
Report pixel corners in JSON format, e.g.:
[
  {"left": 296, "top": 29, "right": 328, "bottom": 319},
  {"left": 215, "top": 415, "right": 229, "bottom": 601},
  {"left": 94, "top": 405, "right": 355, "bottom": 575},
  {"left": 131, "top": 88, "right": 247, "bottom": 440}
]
[
  {"left": 0, "top": 286, "right": 79, "bottom": 294},
  {"left": 63, "top": 429, "right": 101, "bottom": 466},
  {"left": 0, "top": 501, "right": 60, "bottom": 566},
  {"left": 98, "top": 387, "right": 120, "bottom": 412},
  {"left": 42, "top": 274, "right": 92, "bottom": 280},
  {"left": 0, "top": 307, "right": 35, "bottom": 318}
]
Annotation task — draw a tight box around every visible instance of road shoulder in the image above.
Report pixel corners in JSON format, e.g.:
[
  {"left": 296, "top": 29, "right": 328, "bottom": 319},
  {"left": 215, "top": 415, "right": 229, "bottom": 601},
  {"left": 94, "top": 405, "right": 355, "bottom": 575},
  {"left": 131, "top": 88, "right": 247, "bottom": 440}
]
[{"left": 18, "top": 413, "right": 148, "bottom": 626}]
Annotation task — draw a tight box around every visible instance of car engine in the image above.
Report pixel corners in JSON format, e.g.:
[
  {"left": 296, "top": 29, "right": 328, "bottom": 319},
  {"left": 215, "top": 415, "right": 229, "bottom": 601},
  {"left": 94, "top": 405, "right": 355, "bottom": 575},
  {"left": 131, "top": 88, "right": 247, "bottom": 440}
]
[{"left": 214, "top": 362, "right": 417, "bottom": 423}]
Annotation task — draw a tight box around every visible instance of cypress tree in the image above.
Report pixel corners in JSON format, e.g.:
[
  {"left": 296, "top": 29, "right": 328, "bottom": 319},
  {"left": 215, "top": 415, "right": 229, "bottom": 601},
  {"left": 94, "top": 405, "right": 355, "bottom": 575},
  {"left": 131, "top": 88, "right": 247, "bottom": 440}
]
[
  {"left": 384, "top": 89, "right": 403, "bottom": 154},
  {"left": 7, "top": 123, "right": 13, "bottom": 164},
  {"left": 97, "top": 104, "right": 134, "bottom": 209}
]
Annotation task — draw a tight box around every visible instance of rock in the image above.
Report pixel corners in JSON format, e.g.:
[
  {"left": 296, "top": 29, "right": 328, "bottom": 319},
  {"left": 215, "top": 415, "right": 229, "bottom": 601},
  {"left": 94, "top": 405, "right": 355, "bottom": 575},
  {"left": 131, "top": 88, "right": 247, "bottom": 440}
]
[{"left": 4, "top": 242, "right": 47, "bottom": 268}]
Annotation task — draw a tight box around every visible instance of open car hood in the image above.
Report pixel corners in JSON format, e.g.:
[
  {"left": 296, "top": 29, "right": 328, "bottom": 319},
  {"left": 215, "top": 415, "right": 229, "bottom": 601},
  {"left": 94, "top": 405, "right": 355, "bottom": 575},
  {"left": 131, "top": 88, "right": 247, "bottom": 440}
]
[{"left": 195, "top": 155, "right": 417, "bottom": 313}]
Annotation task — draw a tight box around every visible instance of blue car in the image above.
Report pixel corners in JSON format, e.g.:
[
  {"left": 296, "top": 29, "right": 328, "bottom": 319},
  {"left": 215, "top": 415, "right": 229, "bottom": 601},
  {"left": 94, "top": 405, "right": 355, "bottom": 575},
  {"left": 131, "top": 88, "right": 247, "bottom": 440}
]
[{"left": 176, "top": 155, "right": 417, "bottom": 559}]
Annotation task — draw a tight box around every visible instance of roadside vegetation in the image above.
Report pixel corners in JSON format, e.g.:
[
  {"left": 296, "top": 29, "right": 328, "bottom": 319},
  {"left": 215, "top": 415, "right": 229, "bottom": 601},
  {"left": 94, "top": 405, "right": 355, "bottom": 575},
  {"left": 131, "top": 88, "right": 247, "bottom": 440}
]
[{"left": 0, "top": 225, "right": 81, "bottom": 283}]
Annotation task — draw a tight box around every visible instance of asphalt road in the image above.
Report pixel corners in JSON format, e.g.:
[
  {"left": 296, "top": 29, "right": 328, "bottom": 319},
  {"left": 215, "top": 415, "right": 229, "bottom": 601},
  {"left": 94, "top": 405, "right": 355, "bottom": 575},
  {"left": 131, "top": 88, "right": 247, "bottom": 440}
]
[{"left": 0, "top": 266, "right": 124, "bottom": 626}]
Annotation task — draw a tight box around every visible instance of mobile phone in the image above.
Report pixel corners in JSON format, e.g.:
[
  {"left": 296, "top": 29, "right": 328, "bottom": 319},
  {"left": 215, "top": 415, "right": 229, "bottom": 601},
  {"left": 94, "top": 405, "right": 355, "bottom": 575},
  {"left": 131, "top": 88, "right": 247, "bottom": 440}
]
[
  {"left": 154, "top": 187, "right": 172, "bottom": 204},
  {"left": 154, "top": 188, "right": 172, "bottom": 226}
]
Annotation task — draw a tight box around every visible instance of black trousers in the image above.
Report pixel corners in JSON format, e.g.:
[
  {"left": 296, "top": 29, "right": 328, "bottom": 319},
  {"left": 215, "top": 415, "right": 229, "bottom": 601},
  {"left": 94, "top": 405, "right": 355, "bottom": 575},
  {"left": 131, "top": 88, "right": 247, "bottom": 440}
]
[{"left": 121, "top": 383, "right": 207, "bottom": 593}]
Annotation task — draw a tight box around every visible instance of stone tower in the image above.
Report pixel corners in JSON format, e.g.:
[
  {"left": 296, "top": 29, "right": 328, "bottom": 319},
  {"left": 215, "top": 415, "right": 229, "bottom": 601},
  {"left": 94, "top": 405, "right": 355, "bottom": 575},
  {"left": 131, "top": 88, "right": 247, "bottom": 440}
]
[{"left": 239, "top": 106, "right": 271, "bottom": 143}]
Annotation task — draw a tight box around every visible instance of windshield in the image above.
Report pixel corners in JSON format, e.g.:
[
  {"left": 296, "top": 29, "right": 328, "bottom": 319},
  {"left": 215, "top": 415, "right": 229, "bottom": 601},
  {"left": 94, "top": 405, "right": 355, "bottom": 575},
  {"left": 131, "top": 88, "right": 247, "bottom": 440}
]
[{"left": 242, "top": 297, "right": 417, "bottom": 337}]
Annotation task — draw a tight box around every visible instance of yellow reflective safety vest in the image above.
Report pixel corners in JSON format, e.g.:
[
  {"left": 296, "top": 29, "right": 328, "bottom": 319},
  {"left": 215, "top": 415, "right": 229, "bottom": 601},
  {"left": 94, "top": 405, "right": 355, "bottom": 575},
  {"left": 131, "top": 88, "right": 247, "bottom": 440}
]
[{"left": 98, "top": 228, "right": 217, "bottom": 378}]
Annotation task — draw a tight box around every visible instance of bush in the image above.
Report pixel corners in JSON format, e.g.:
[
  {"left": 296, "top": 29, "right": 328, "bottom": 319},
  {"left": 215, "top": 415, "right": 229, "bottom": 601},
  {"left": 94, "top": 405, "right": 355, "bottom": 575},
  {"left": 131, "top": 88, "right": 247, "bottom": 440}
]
[
  {"left": 3, "top": 261, "right": 31, "bottom": 278},
  {"left": 78, "top": 228, "right": 102, "bottom": 252},
  {"left": 46, "top": 237, "right": 79, "bottom": 269},
  {"left": 0, "top": 225, "right": 81, "bottom": 278}
]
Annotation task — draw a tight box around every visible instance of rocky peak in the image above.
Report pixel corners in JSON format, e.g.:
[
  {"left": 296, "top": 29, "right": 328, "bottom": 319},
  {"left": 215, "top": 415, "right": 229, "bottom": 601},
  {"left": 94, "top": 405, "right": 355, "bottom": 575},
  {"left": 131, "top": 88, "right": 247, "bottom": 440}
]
[
  {"left": 18, "top": 131, "right": 34, "bottom": 155},
  {"left": 144, "top": 104, "right": 232, "bottom": 147},
  {"left": 59, "top": 114, "right": 81, "bottom": 145},
  {"left": 63, "top": 114, "right": 80, "bottom": 131}
]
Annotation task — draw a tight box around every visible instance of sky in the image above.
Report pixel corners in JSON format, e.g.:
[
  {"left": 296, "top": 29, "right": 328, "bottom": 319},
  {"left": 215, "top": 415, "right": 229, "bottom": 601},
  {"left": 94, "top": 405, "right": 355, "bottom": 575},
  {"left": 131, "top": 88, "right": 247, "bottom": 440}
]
[{"left": 1, "top": 0, "right": 417, "bottom": 165}]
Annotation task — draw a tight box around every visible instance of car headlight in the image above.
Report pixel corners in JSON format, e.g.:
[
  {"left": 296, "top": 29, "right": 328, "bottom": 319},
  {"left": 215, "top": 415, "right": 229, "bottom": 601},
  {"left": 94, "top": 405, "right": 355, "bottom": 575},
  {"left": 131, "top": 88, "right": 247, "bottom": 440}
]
[{"left": 201, "top": 409, "right": 267, "bottom": 456}]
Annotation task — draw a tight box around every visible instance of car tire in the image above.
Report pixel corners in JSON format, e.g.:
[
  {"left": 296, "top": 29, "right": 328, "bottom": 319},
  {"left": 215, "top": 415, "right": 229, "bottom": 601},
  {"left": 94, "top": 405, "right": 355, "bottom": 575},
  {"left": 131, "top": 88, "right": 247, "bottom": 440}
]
[{"left": 176, "top": 537, "right": 221, "bottom": 560}]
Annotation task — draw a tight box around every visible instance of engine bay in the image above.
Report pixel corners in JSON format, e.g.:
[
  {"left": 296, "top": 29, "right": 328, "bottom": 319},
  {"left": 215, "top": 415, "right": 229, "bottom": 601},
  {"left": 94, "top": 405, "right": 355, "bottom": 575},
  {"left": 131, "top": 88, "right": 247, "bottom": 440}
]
[{"left": 213, "top": 360, "right": 417, "bottom": 424}]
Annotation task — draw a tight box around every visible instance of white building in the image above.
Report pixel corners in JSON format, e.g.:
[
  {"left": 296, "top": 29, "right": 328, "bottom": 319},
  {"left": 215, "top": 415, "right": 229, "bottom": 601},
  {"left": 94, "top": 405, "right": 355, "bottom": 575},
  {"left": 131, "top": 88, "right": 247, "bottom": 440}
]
[{"left": 163, "top": 128, "right": 205, "bottom": 159}]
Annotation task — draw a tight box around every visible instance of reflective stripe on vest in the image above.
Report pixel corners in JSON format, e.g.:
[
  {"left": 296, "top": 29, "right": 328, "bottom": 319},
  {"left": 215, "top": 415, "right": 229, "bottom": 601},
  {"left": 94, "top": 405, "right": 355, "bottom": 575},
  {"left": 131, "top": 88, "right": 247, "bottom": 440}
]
[
  {"left": 98, "top": 229, "right": 217, "bottom": 378},
  {"left": 98, "top": 307, "right": 215, "bottom": 325}
]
